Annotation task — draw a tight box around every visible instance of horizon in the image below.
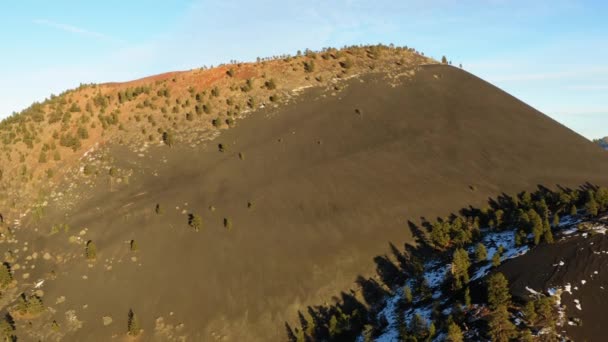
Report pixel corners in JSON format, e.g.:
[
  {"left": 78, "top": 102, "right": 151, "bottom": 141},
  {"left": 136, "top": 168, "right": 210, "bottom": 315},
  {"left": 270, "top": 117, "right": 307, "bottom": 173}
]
[{"left": 1, "top": 0, "right": 606, "bottom": 139}]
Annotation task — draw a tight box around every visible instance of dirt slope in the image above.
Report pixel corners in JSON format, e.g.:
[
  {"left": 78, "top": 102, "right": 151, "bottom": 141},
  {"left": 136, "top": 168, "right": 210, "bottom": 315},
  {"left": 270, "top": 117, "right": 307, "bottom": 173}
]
[
  {"left": 500, "top": 229, "right": 608, "bottom": 341},
  {"left": 4, "top": 64, "right": 608, "bottom": 341}
]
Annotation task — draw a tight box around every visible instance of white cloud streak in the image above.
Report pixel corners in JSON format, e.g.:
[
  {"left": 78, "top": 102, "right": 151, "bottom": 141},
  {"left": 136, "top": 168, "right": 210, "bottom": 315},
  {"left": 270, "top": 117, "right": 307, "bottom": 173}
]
[{"left": 33, "top": 19, "right": 125, "bottom": 44}]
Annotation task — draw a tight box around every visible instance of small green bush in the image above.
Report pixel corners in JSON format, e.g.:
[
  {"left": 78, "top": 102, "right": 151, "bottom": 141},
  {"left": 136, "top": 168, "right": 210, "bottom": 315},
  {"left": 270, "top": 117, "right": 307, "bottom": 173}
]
[{"left": 188, "top": 214, "right": 203, "bottom": 231}]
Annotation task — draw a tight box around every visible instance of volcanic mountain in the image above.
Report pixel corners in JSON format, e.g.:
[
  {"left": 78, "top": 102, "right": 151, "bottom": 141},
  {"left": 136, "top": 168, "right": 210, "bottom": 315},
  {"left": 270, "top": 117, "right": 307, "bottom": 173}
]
[{"left": 0, "top": 45, "right": 607, "bottom": 341}]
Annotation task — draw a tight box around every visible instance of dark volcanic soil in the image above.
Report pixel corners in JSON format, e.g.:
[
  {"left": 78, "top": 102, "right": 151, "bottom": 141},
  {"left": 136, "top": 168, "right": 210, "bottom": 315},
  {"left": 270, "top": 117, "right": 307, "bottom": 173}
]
[
  {"left": 500, "top": 230, "right": 608, "bottom": 342},
  {"left": 8, "top": 65, "right": 608, "bottom": 341}
]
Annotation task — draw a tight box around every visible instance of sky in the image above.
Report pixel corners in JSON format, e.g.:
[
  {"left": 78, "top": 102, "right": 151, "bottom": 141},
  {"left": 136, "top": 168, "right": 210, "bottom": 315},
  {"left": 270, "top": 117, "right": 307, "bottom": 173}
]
[{"left": 0, "top": 0, "right": 606, "bottom": 139}]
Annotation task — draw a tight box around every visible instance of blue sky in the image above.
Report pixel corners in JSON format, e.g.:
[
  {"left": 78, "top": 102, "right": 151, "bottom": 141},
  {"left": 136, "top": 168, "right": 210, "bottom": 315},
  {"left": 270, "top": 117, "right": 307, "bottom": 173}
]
[{"left": 1, "top": 0, "right": 606, "bottom": 139}]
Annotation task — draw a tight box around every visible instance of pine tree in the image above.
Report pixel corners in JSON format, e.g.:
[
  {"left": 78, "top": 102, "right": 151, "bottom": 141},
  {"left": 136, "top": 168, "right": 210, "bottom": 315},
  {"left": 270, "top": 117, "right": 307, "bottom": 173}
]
[
  {"left": 488, "top": 305, "right": 516, "bottom": 342},
  {"left": 464, "top": 287, "right": 471, "bottom": 307},
  {"left": 585, "top": 197, "right": 599, "bottom": 216},
  {"left": 552, "top": 213, "right": 560, "bottom": 227},
  {"left": 523, "top": 300, "right": 537, "bottom": 324},
  {"left": 127, "top": 309, "right": 141, "bottom": 336},
  {"left": 487, "top": 273, "right": 511, "bottom": 310},
  {"left": 411, "top": 313, "right": 427, "bottom": 339},
  {"left": 0, "top": 263, "right": 12, "bottom": 288},
  {"left": 446, "top": 322, "right": 463, "bottom": 342},
  {"left": 451, "top": 248, "right": 471, "bottom": 290},
  {"left": 404, "top": 285, "right": 413, "bottom": 304},
  {"left": 492, "top": 251, "right": 501, "bottom": 267},
  {"left": 188, "top": 214, "right": 203, "bottom": 231},
  {"left": 570, "top": 204, "right": 577, "bottom": 216},
  {"left": 475, "top": 243, "right": 488, "bottom": 262},
  {"left": 85, "top": 240, "right": 97, "bottom": 260},
  {"left": 130, "top": 240, "right": 138, "bottom": 252},
  {"left": 0, "top": 316, "right": 15, "bottom": 340},
  {"left": 529, "top": 209, "right": 543, "bottom": 245}
]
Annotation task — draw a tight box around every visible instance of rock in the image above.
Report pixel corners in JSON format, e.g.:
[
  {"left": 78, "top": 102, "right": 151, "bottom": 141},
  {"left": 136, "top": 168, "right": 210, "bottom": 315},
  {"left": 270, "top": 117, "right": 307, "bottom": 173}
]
[
  {"left": 43, "top": 252, "right": 52, "bottom": 260},
  {"left": 56, "top": 296, "right": 66, "bottom": 304}
]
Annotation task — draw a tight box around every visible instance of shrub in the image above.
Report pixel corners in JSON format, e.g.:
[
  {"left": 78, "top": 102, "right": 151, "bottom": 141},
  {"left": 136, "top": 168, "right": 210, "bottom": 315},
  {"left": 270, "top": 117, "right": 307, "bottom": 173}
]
[
  {"left": 83, "top": 164, "right": 95, "bottom": 176},
  {"left": 303, "top": 60, "right": 315, "bottom": 73},
  {"left": 340, "top": 58, "right": 353, "bottom": 69},
  {"left": 77, "top": 126, "right": 89, "bottom": 139},
  {"left": 38, "top": 151, "right": 47, "bottom": 163},
  {"left": 188, "top": 214, "right": 202, "bottom": 231},
  {"left": 85, "top": 240, "right": 97, "bottom": 260},
  {"left": 162, "top": 131, "right": 174, "bottom": 146},
  {"left": 264, "top": 79, "right": 277, "bottom": 90},
  {"left": 211, "top": 86, "right": 220, "bottom": 97},
  {"left": 130, "top": 240, "right": 138, "bottom": 252},
  {"left": 226, "top": 68, "right": 235, "bottom": 77},
  {"left": 155, "top": 204, "right": 163, "bottom": 215},
  {"left": 224, "top": 217, "right": 232, "bottom": 230}
]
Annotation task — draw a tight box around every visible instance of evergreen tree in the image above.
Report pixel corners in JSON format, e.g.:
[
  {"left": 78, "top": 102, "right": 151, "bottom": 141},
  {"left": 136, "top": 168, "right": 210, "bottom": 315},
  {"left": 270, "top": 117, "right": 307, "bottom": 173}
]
[
  {"left": 529, "top": 209, "right": 543, "bottom": 245},
  {"left": 488, "top": 305, "right": 516, "bottom": 342},
  {"left": 162, "top": 131, "right": 174, "bottom": 147},
  {"left": 430, "top": 221, "right": 450, "bottom": 249},
  {"left": 585, "top": 197, "right": 599, "bottom": 216},
  {"left": 127, "top": 309, "right": 141, "bottom": 336},
  {"left": 85, "top": 240, "right": 97, "bottom": 260},
  {"left": 130, "top": 240, "right": 138, "bottom": 252},
  {"left": 451, "top": 248, "right": 471, "bottom": 290},
  {"left": 446, "top": 322, "right": 463, "bottom": 342},
  {"left": 404, "top": 285, "right": 413, "bottom": 304},
  {"left": 543, "top": 228, "right": 554, "bottom": 244},
  {"left": 523, "top": 300, "right": 537, "bottom": 324},
  {"left": 492, "top": 251, "right": 501, "bottom": 267},
  {"left": 595, "top": 187, "right": 608, "bottom": 210},
  {"left": 411, "top": 313, "right": 427, "bottom": 339},
  {"left": 188, "top": 214, "right": 203, "bottom": 231},
  {"left": 0, "top": 263, "right": 12, "bottom": 288},
  {"left": 569, "top": 204, "right": 577, "bottom": 216},
  {"left": 464, "top": 287, "right": 471, "bottom": 307},
  {"left": 475, "top": 243, "right": 488, "bottom": 262},
  {"left": 487, "top": 273, "right": 511, "bottom": 310},
  {"left": 552, "top": 213, "right": 560, "bottom": 227},
  {"left": 0, "top": 315, "right": 15, "bottom": 341}
]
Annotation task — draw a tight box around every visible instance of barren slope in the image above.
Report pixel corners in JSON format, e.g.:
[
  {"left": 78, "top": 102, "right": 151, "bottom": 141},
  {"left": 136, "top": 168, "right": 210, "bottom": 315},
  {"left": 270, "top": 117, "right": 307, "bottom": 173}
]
[{"left": 3, "top": 64, "right": 608, "bottom": 341}]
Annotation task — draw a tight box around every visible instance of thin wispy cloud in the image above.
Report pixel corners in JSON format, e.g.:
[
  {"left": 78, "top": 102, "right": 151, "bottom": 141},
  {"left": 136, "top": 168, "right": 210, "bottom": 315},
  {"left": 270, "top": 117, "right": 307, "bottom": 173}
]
[
  {"left": 33, "top": 19, "right": 125, "bottom": 44},
  {"left": 490, "top": 67, "right": 608, "bottom": 82}
]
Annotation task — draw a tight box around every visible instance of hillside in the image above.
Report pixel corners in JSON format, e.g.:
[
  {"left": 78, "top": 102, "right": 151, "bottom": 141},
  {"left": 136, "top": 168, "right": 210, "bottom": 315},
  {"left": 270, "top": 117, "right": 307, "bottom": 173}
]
[{"left": 0, "top": 45, "right": 608, "bottom": 341}]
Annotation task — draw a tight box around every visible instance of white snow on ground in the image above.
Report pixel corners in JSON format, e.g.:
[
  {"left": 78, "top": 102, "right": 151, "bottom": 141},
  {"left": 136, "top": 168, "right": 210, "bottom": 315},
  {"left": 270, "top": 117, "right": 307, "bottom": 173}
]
[
  {"left": 574, "top": 299, "right": 582, "bottom": 310},
  {"left": 526, "top": 286, "right": 542, "bottom": 295},
  {"left": 470, "top": 230, "right": 529, "bottom": 281}
]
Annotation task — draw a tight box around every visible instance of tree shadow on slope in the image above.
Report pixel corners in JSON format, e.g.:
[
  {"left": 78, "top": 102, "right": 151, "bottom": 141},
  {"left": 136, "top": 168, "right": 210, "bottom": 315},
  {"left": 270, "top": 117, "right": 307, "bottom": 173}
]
[{"left": 286, "top": 183, "right": 607, "bottom": 341}]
